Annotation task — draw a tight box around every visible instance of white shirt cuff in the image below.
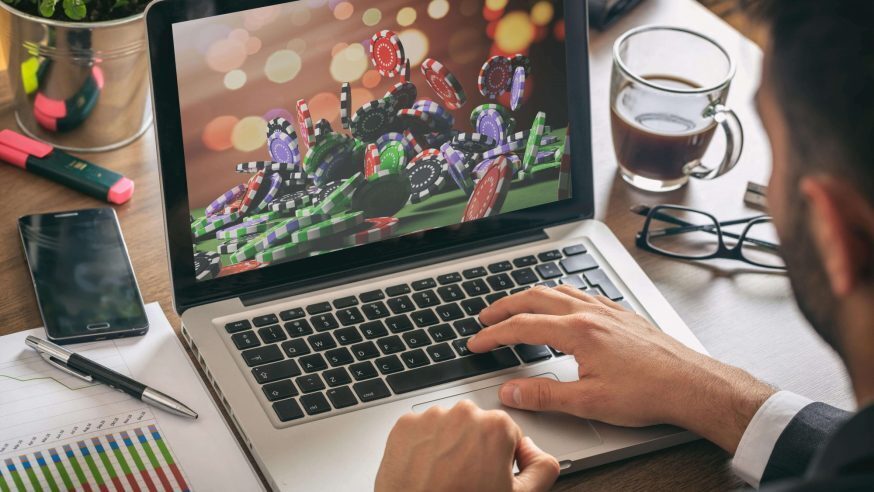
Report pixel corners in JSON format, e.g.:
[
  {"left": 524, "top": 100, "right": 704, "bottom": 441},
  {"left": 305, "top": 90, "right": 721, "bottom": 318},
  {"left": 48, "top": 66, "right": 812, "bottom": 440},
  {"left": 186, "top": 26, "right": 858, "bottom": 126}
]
[{"left": 731, "top": 391, "right": 813, "bottom": 488}]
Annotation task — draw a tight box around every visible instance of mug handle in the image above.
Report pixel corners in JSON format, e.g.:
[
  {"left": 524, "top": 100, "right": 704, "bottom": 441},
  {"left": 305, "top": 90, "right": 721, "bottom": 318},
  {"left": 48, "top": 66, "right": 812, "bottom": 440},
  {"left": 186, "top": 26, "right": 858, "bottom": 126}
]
[{"left": 687, "top": 104, "right": 744, "bottom": 180}]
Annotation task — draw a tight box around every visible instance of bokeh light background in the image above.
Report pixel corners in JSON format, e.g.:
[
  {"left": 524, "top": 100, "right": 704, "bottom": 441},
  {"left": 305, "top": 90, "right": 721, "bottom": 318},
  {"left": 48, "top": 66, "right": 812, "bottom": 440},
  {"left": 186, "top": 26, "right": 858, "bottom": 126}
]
[{"left": 172, "top": 0, "right": 568, "bottom": 208}]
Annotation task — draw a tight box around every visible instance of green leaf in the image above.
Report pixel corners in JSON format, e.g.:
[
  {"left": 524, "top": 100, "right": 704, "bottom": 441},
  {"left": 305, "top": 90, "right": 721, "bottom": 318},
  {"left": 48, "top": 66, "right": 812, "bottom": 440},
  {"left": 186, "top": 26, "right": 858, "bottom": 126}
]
[
  {"left": 62, "top": 0, "right": 85, "bottom": 19},
  {"left": 38, "top": 0, "right": 57, "bottom": 17}
]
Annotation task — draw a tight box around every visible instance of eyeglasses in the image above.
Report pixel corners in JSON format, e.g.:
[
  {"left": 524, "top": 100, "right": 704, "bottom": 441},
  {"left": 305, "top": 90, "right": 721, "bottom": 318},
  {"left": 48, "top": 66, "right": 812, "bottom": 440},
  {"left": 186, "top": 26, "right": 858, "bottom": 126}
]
[{"left": 633, "top": 204, "right": 787, "bottom": 270}]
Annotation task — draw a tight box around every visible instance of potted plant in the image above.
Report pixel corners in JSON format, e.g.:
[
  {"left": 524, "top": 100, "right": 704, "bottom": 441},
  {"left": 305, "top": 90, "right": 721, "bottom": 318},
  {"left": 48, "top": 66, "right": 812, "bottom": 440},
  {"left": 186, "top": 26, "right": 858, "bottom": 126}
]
[{"left": 0, "top": 0, "right": 154, "bottom": 151}]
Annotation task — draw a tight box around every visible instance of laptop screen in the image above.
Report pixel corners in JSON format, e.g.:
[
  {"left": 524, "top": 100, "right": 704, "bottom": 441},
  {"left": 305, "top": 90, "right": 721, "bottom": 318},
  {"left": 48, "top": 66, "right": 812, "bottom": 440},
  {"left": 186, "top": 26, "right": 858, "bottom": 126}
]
[{"left": 172, "top": 0, "right": 571, "bottom": 281}]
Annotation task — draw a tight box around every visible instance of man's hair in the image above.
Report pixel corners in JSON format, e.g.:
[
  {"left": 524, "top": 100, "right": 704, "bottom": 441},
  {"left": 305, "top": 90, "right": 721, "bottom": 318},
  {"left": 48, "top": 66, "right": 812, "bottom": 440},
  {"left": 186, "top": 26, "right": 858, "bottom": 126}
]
[{"left": 745, "top": 0, "right": 874, "bottom": 203}]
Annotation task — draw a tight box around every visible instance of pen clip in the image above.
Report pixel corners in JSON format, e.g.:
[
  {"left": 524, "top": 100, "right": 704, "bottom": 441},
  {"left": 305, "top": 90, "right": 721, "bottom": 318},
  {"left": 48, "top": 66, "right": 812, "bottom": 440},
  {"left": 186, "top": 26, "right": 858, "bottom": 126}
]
[{"left": 40, "top": 353, "right": 93, "bottom": 382}]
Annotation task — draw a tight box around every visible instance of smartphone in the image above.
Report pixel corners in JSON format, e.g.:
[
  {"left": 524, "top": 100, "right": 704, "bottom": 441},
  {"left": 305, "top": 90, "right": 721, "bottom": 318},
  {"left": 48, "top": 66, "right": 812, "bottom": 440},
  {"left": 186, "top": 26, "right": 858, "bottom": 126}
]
[{"left": 18, "top": 208, "right": 148, "bottom": 344}]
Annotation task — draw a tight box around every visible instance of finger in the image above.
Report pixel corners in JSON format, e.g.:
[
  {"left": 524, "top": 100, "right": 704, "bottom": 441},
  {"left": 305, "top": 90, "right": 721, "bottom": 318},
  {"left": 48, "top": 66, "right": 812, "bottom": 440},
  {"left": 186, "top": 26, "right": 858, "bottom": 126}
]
[
  {"left": 499, "top": 377, "right": 580, "bottom": 413},
  {"left": 551, "top": 284, "right": 601, "bottom": 303},
  {"left": 467, "top": 314, "right": 571, "bottom": 353},
  {"left": 513, "top": 437, "right": 560, "bottom": 492},
  {"left": 479, "top": 286, "right": 586, "bottom": 326}
]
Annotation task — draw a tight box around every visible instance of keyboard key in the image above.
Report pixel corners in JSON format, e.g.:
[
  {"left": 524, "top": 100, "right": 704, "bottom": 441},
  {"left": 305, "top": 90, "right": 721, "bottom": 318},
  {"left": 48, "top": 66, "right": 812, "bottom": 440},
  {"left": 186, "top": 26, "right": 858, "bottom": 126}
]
[
  {"left": 273, "top": 398, "right": 304, "bottom": 422},
  {"left": 400, "top": 349, "right": 430, "bottom": 368},
  {"left": 437, "top": 272, "right": 463, "bottom": 284},
  {"left": 402, "top": 329, "right": 431, "bottom": 348},
  {"left": 436, "top": 285, "right": 465, "bottom": 302},
  {"left": 515, "top": 344, "right": 553, "bottom": 363},
  {"left": 559, "top": 275, "right": 587, "bottom": 289},
  {"left": 428, "top": 324, "right": 457, "bottom": 342},
  {"left": 333, "top": 296, "right": 359, "bottom": 309},
  {"left": 412, "top": 290, "right": 440, "bottom": 308},
  {"left": 349, "top": 361, "right": 378, "bottom": 380},
  {"left": 386, "top": 284, "right": 411, "bottom": 296},
  {"left": 461, "top": 297, "right": 487, "bottom": 317},
  {"left": 263, "top": 380, "right": 298, "bottom": 401},
  {"left": 360, "top": 320, "right": 389, "bottom": 339},
  {"left": 560, "top": 254, "right": 599, "bottom": 273},
  {"left": 351, "top": 341, "right": 380, "bottom": 360},
  {"left": 300, "top": 353, "right": 328, "bottom": 372},
  {"left": 362, "top": 301, "right": 390, "bottom": 319},
  {"left": 308, "top": 333, "right": 336, "bottom": 351},
  {"left": 252, "top": 314, "right": 279, "bottom": 327},
  {"left": 387, "top": 348, "right": 521, "bottom": 394},
  {"left": 486, "top": 273, "right": 514, "bottom": 292},
  {"left": 360, "top": 290, "right": 385, "bottom": 303},
  {"left": 385, "top": 315, "right": 414, "bottom": 333},
  {"left": 225, "top": 320, "right": 251, "bottom": 334},
  {"left": 323, "top": 367, "right": 352, "bottom": 387},
  {"left": 296, "top": 374, "right": 325, "bottom": 393},
  {"left": 252, "top": 359, "right": 301, "bottom": 384},
  {"left": 462, "top": 267, "right": 487, "bottom": 279},
  {"left": 241, "top": 345, "right": 282, "bottom": 367},
  {"left": 311, "top": 313, "right": 339, "bottom": 332},
  {"left": 461, "top": 279, "right": 489, "bottom": 297},
  {"left": 584, "top": 269, "right": 624, "bottom": 300},
  {"left": 326, "top": 386, "right": 358, "bottom": 409},
  {"left": 336, "top": 307, "right": 364, "bottom": 326},
  {"left": 452, "top": 338, "right": 473, "bottom": 356},
  {"left": 454, "top": 318, "right": 482, "bottom": 337},
  {"left": 279, "top": 308, "right": 305, "bottom": 321},
  {"left": 375, "top": 355, "right": 404, "bottom": 374},
  {"left": 487, "top": 261, "right": 512, "bottom": 273},
  {"left": 281, "top": 339, "right": 310, "bottom": 358},
  {"left": 258, "top": 325, "right": 287, "bottom": 344},
  {"left": 510, "top": 287, "right": 530, "bottom": 294},
  {"left": 325, "top": 347, "right": 354, "bottom": 367},
  {"left": 536, "top": 280, "right": 558, "bottom": 288},
  {"left": 410, "top": 309, "right": 440, "bottom": 327},
  {"left": 285, "top": 319, "right": 313, "bottom": 337},
  {"left": 511, "top": 268, "right": 538, "bottom": 285},
  {"left": 387, "top": 295, "right": 415, "bottom": 314},
  {"left": 485, "top": 292, "right": 508, "bottom": 304},
  {"left": 334, "top": 326, "right": 363, "bottom": 345},
  {"left": 353, "top": 379, "right": 391, "bottom": 402},
  {"left": 563, "top": 244, "right": 587, "bottom": 256},
  {"left": 427, "top": 342, "right": 456, "bottom": 362},
  {"left": 435, "top": 303, "right": 464, "bottom": 322},
  {"left": 536, "top": 262, "right": 563, "bottom": 279},
  {"left": 411, "top": 278, "right": 437, "bottom": 291},
  {"left": 377, "top": 335, "right": 406, "bottom": 354},
  {"left": 513, "top": 255, "right": 537, "bottom": 267},
  {"left": 300, "top": 392, "right": 331, "bottom": 415},
  {"left": 538, "top": 250, "right": 563, "bottom": 262},
  {"left": 232, "top": 331, "right": 260, "bottom": 350},
  {"left": 306, "top": 302, "right": 332, "bottom": 315},
  {"left": 618, "top": 300, "right": 635, "bottom": 312}
]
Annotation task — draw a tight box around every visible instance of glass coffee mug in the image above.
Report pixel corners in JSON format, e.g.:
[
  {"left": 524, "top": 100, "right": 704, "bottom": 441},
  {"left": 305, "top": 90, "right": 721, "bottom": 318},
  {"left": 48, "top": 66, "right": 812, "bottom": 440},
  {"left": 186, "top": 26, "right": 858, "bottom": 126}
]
[{"left": 611, "top": 26, "right": 744, "bottom": 192}]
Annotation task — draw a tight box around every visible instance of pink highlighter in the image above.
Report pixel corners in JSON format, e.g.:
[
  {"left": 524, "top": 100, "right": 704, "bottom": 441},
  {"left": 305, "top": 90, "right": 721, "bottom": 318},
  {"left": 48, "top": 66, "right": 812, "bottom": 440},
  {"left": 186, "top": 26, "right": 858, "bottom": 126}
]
[{"left": 0, "top": 129, "right": 134, "bottom": 204}]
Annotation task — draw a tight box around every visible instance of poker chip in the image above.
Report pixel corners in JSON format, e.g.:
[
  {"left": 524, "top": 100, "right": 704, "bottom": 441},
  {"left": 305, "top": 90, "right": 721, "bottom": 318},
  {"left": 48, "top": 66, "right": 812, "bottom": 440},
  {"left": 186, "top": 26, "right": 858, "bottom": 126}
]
[
  {"left": 267, "top": 117, "right": 294, "bottom": 138},
  {"left": 534, "top": 149, "right": 561, "bottom": 165},
  {"left": 352, "top": 98, "right": 396, "bottom": 142},
  {"left": 452, "top": 132, "right": 498, "bottom": 154},
  {"left": 472, "top": 158, "right": 497, "bottom": 180},
  {"left": 478, "top": 56, "right": 513, "bottom": 99},
  {"left": 523, "top": 111, "right": 547, "bottom": 172},
  {"left": 408, "top": 148, "right": 442, "bottom": 166},
  {"left": 476, "top": 109, "right": 506, "bottom": 143},
  {"left": 231, "top": 214, "right": 327, "bottom": 263},
  {"left": 482, "top": 139, "right": 525, "bottom": 159},
  {"left": 400, "top": 58, "right": 411, "bottom": 83},
  {"left": 311, "top": 172, "right": 364, "bottom": 216},
  {"left": 193, "top": 212, "right": 241, "bottom": 239},
  {"left": 296, "top": 99, "right": 316, "bottom": 149},
  {"left": 402, "top": 130, "right": 423, "bottom": 156},
  {"left": 379, "top": 141, "right": 408, "bottom": 173},
  {"left": 313, "top": 181, "right": 342, "bottom": 204},
  {"left": 303, "top": 133, "right": 352, "bottom": 174},
  {"left": 289, "top": 212, "right": 365, "bottom": 243},
  {"left": 256, "top": 242, "right": 312, "bottom": 264},
  {"left": 340, "top": 83, "right": 352, "bottom": 129},
  {"left": 268, "top": 190, "right": 312, "bottom": 213},
  {"left": 504, "top": 126, "right": 552, "bottom": 144},
  {"left": 217, "top": 233, "right": 261, "bottom": 254},
  {"left": 250, "top": 171, "right": 283, "bottom": 213},
  {"left": 314, "top": 119, "right": 333, "bottom": 143},
  {"left": 194, "top": 251, "right": 221, "bottom": 280},
  {"left": 439, "top": 141, "right": 467, "bottom": 171},
  {"left": 312, "top": 139, "right": 358, "bottom": 187},
  {"left": 414, "top": 100, "right": 454, "bottom": 130},
  {"left": 447, "top": 154, "right": 474, "bottom": 196},
  {"left": 205, "top": 184, "right": 246, "bottom": 216},
  {"left": 365, "top": 143, "right": 381, "bottom": 178},
  {"left": 341, "top": 217, "right": 399, "bottom": 246},
  {"left": 406, "top": 156, "right": 447, "bottom": 203},
  {"left": 470, "top": 104, "right": 513, "bottom": 130},
  {"left": 510, "top": 66, "right": 526, "bottom": 111},
  {"left": 370, "top": 30, "right": 405, "bottom": 77},
  {"left": 420, "top": 58, "right": 466, "bottom": 110},
  {"left": 268, "top": 131, "right": 301, "bottom": 165},
  {"left": 506, "top": 153, "right": 523, "bottom": 174},
  {"left": 462, "top": 156, "right": 512, "bottom": 222},
  {"left": 510, "top": 54, "right": 531, "bottom": 77},
  {"left": 351, "top": 170, "right": 411, "bottom": 217},
  {"left": 239, "top": 171, "right": 265, "bottom": 215},
  {"left": 218, "top": 260, "right": 264, "bottom": 277},
  {"left": 216, "top": 218, "right": 271, "bottom": 240},
  {"left": 396, "top": 108, "right": 440, "bottom": 135},
  {"left": 385, "top": 82, "right": 417, "bottom": 110}
]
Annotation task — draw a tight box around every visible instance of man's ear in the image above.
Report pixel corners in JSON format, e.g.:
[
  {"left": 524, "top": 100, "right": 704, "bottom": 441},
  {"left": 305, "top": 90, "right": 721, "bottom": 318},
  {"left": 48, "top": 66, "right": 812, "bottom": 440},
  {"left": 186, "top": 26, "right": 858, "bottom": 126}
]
[{"left": 799, "top": 176, "right": 874, "bottom": 297}]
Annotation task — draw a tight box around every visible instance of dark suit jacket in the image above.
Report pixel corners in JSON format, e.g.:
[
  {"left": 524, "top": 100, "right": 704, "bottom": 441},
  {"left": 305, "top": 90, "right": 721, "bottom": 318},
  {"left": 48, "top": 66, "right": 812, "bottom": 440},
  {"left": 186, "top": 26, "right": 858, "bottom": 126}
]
[{"left": 760, "top": 402, "right": 874, "bottom": 490}]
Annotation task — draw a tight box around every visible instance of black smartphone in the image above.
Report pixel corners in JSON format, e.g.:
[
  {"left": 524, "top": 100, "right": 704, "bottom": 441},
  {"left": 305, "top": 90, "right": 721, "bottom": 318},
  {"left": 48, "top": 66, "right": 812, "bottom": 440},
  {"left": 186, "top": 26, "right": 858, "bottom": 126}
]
[{"left": 18, "top": 208, "right": 149, "bottom": 344}]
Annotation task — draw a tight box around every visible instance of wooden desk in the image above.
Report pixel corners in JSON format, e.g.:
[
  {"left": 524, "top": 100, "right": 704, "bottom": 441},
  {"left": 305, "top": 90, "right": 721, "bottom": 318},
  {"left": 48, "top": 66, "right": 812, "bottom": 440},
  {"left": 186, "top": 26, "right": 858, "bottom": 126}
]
[{"left": 0, "top": 0, "right": 854, "bottom": 490}]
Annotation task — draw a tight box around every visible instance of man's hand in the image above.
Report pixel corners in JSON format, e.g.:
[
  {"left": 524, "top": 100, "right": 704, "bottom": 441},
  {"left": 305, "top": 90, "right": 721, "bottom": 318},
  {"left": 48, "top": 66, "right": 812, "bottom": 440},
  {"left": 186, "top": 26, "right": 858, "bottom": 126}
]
[
  {"left": 468, "top": 286, "right": 775, "bottom": 454},
  {"left": 376, "top": 400, "right": 560, "bottom": 492}
]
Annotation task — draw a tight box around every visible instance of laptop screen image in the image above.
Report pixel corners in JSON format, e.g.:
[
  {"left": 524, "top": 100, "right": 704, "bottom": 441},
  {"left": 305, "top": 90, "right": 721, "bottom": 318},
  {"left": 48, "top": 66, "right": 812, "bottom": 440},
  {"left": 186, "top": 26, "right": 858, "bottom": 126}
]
[{"left": 171, "top": 0, "right": 571, "bottom": 282}]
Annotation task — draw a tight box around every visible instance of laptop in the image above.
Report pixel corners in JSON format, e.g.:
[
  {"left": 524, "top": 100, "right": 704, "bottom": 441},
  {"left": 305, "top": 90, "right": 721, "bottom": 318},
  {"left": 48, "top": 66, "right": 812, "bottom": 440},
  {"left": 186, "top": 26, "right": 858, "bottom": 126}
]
[{"left": 145, "top": 0, "right": 708, "bottom": 489}]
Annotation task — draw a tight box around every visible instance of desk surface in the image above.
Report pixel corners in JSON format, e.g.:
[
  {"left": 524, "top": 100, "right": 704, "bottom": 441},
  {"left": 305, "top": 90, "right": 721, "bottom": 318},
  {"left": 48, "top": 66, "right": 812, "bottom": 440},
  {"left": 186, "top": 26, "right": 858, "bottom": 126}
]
[{"left": 0, "top": 0, "right": 853, "bottom": 490}]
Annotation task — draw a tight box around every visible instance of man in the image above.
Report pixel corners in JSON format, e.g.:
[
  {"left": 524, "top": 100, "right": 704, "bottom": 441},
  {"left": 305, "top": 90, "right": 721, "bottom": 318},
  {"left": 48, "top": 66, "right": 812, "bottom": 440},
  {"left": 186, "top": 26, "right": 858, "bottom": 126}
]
[{"left": 375, "top": 1, "right": 874, "bottom": 491}]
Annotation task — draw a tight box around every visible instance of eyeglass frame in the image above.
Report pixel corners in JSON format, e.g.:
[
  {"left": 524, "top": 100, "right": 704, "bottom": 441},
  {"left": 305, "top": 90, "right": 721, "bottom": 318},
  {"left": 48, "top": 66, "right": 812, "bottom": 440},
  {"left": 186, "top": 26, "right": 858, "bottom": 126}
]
[{"left": 634, "top": 204, "right": 787, "bottom": 270}]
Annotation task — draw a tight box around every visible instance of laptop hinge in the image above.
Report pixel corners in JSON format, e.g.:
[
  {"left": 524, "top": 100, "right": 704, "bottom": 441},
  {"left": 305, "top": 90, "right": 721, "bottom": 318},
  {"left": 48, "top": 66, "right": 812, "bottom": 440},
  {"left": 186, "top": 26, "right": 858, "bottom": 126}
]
[{"left": 240, "top": 228, "right": 549, "bottom": 307}]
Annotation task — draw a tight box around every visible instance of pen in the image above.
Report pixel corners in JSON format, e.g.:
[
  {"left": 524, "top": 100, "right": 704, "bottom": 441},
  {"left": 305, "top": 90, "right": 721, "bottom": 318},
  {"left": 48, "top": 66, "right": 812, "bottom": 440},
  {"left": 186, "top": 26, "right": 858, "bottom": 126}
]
[{"left": 25, "top": 335, "right": 198, "bottom": 419}]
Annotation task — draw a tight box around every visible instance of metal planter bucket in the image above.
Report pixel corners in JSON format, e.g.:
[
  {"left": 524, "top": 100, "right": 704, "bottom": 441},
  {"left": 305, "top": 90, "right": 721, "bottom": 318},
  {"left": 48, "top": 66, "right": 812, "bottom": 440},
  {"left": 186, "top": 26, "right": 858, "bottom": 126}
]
[{"left": 0, "top": 5, "right": 151, "bottom": 152}]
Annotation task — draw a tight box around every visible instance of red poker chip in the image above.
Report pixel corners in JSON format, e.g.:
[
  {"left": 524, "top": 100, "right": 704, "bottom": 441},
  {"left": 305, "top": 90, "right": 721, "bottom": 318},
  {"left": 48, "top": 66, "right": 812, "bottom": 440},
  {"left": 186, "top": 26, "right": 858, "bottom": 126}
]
[
  {"left": 408, "top": 148, "right": 442, "bottom": 167},
  {"left": 296, "top": 98, "right": 315, "bottom": 150},
  {"left": 420, "top": 58, "right": 467, "bottom": 110},
  {"left": 239, "top": 170, "right": 265, "bottom": 215},
  {"left": 478, "top": 56, "right": 513, "bottom": 99},
  {"left": 218, "top": 260, "right": 265, "bottom": 277},
  {"left": 370, "top": 30, "right": 405, "bottom": 77},
  {"left": 400, "top": 58, "right": 411, "bottom": 83},
  {"left": 462, "top": 156, "right": 512, "bottom": 222},
  {"left": 343, "top": 217, "right": 399, "bottom": 246},
  {"left": 365, "top": 143, "right": 381, "bottom": 178}
]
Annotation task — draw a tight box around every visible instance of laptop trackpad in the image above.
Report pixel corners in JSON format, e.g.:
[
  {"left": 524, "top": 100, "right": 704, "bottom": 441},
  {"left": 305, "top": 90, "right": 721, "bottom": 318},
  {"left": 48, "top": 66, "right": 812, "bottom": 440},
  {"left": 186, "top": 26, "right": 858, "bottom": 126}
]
[{"left": 411, "top": 373, "right": 602, "bottom": 458}]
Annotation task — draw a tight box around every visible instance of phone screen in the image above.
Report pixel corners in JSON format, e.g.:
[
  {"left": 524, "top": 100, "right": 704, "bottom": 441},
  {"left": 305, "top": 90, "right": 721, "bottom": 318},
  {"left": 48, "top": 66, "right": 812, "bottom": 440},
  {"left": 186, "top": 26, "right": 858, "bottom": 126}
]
[{"left": 19, "top": 208, "right": 148, "bottom": 343}]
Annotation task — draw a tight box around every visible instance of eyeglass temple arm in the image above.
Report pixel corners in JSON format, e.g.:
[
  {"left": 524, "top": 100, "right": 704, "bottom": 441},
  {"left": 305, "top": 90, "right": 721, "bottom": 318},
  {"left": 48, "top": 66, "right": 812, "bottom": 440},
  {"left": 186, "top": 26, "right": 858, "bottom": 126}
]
[{"left": 642, "top": 210, "right": 778, "bottom": 250}]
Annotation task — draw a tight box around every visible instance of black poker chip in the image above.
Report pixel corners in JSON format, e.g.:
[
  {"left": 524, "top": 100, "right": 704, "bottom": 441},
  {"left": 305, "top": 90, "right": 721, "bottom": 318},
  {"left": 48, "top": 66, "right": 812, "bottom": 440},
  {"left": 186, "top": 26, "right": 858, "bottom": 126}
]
[
  {"left": 268, "top": 190, "right": 312, "bottom": 213},
  {"left": 452, "top": 132, "right": 498, "bottom": 153},
  {"left": 351, "top": 170, "right": 411, "bottom": 217},
  {"left": 267, "top": 117, "right": 294, "bottom": 138},
  {"left": 385, "top": 82, "right": 417, "bottom": 110},
  {"left": 407, "top": 156, "right": 447, "bottom": 203},
  {"left": 351, "top": 97, "right": 396, "bottom": 142},
  {"left": 194, "top": 251, "right": 221, "bottom": 281},
  {"left": 314, "top": 181, "right": 342, "bottom": 204},
  {"left": 314, "top": 118, "right": 333, "bottom": 143}
]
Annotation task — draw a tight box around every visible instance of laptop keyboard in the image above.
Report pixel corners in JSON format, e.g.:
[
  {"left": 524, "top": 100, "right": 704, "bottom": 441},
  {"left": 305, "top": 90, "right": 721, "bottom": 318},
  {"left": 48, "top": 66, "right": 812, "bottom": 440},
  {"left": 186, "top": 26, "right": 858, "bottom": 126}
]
[{"left": 222, "top": 242, "right": 633, "bottom": 424}]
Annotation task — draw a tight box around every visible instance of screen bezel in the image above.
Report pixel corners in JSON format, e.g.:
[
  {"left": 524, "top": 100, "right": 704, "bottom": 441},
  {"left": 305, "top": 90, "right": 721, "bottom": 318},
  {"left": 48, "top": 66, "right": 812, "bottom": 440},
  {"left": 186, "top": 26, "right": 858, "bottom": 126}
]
[
  {"left": 18, "top": 208, "right": 149, "bottom": 344},
  {"left": 146, "top": 0, "right": 595, "bottom": 313}
]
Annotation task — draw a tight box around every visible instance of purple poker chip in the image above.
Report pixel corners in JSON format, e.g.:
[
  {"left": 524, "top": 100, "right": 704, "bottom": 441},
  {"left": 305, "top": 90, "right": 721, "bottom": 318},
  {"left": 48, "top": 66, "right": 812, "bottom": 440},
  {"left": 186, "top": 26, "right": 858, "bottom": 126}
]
[
  {"left": 472, "top": 158, "right": 496, "bottom": 179},
  {"left": 412, "top": 100, "right": 454, "bottom": 130},
  {"left": 482, "top": 139, "right": 525, "bottom": 159},
  {"left": 268, "top": 131, "right": 301, "bottom": 165},
  {"left": 205, "top": 184, "right": 246, "bottom": 216},
  {"left": 255, "top": 172, "right": 283, "bottom": 212},
  {"left": 510, "top": 66, "right": 526, "bottom": 111},
  {"left": 540, "top": 135, "right": 559, "bottom": 146},
  {"left": 475, "top": 109, "right": 505, "bottom": 143}
]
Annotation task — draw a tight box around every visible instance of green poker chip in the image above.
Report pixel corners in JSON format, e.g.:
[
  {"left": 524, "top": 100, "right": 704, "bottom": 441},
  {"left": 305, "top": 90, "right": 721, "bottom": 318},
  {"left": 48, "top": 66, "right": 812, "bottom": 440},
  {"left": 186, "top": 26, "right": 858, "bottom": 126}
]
[
  {"left": 522, "top": 111, "right": 547, "bottom": 172},
  {"left": 310, "top": 172, "right": 364, "bottom": 217},
  {"left": 470, "top": 103, "right": 514, "bottom": 132},
  {"left": 302, "top": 133, "right": 352, "bottom": 174},
  {"left": 289, "top": 211, "right": 364, "bottom": 243},
  {"left": 255, "top": 242, "right": 312, "bottom": 263},
  {"left": 192, "top": 212, "right": 241, "bottom": 239},
  {"left": 229, "top": 214, "right": 326, "bottom": 263},
  {"left": 378, "top": 141, "right": 407, "bottom": 174}
]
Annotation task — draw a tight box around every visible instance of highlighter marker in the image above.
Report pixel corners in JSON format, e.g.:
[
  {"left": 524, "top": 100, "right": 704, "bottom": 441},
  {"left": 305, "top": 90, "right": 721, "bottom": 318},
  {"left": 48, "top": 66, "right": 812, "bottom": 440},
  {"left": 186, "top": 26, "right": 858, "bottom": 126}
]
[{"left": 0, "top": 129, "right": 134, "bottom": 204}]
